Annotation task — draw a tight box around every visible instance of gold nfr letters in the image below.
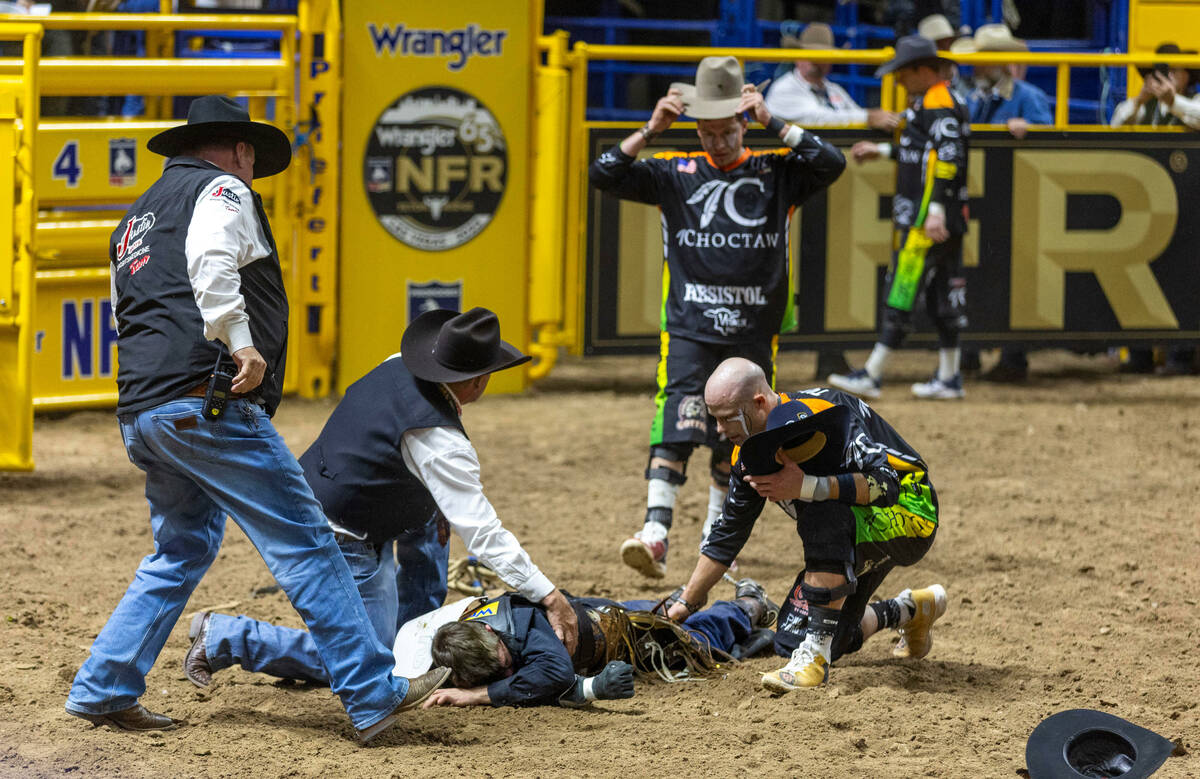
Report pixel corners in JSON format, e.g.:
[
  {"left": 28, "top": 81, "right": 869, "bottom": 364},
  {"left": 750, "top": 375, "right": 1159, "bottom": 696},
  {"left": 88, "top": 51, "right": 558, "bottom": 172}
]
[{"left": 1010, "top": 150, "right": 1178, "bottom": 329}]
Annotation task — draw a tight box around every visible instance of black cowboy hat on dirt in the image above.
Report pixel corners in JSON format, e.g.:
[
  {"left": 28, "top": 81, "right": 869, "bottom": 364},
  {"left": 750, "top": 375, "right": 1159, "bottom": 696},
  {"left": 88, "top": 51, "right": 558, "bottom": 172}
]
[
  {"left": 401, "top": 307, "right": 530, "bottom": 384},
  {"left": 147, "top": 95, "right": 292, "bottom": 179}
]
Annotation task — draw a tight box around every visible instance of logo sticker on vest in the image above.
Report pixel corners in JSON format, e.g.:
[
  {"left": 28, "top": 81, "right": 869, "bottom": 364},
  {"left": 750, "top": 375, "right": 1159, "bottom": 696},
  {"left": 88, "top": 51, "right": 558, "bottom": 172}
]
[
  {"left": 115, "top": 212, "right": 155, "bottom": 263},
  {"left": 364, "top": 86, "right": 507, "bottom": 251},
  {"left": 407, "top": 279, "right": 462, "bottom": 324}
]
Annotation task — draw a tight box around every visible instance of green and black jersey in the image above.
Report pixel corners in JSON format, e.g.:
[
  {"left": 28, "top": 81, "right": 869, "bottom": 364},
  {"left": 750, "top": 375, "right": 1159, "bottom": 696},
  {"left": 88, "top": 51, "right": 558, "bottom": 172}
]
[
  {"left": 703, "top": 388, "right": 937, "bottom": 566},
  {"left": 589, "top": 131, "right": 845, "bottom": 344},
  {"left": 891, "top": 81, "right": 970, "bottom": 235}
]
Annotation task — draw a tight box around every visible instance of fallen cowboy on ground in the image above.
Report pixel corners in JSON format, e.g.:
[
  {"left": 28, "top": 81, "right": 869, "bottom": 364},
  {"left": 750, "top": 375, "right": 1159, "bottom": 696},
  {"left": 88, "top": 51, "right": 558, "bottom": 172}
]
[{"left": 402, "top": 580, "right": 781, "bottom": 708}]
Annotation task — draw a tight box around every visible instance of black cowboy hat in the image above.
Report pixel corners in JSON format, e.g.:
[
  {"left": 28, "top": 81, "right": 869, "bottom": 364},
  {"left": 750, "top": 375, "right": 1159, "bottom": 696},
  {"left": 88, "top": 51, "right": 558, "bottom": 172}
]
[
  {"left": 147, "top": 95, "right": 292, "bottom": 179},
  {"left": 1025, "top": 709, "right": 1175, "bottom": 779},
  {"left": 737, "top": 400, "right": 850, "bottom": 476},
  {"left": 875, "top": 34, "right": 953, "bottom": 78},
  {"left": 400, "top": 307, "right": 529, "bottom": 383}
]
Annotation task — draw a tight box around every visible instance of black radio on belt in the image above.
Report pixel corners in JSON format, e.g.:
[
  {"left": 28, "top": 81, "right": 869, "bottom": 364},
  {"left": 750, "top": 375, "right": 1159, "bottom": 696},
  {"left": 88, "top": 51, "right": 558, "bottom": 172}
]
[{"left": 202, "top": 354, "right": 236, "bottom": 421}]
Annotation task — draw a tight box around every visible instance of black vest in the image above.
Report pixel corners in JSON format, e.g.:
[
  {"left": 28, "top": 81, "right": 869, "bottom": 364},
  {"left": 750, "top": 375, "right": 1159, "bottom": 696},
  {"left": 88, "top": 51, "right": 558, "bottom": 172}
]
[
  {"left": 298, "top": 357, "right": 465, "bottom": 544},
  {"left": 110, "top": 157, "right": 289, "bottom": 416}
]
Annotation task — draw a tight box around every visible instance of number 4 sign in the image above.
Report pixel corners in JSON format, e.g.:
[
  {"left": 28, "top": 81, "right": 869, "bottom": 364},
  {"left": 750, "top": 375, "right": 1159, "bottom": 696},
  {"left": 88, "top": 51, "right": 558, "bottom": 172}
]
[{"left": 52, "top": 140, "right": 81, "bottom": 187}]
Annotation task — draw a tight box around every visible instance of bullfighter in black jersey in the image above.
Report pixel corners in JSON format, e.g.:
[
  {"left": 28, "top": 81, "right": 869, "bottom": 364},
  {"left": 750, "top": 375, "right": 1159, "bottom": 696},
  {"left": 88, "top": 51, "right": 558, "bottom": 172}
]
[
  {"left": 662, "top": 357, "right": 947, "bottom": 693},
  {"left": 829, "top": 35, "right": 971, "bottom": 401},
  {"left": 589, "top": 56, "right": 846, "bottom": 580}
]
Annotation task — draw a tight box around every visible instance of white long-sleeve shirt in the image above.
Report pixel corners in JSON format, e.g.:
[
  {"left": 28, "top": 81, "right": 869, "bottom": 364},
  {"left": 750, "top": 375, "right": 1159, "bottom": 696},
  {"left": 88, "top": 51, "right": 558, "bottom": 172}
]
[
  {"left": 763, "top": 67, "right": 869, "bottom": 126},
  {"left": 1110, "top": 92, "right": 1200, "bottom": 130},
  {"left": 182, "top": 173, "right": 271, "bottom": 353}
]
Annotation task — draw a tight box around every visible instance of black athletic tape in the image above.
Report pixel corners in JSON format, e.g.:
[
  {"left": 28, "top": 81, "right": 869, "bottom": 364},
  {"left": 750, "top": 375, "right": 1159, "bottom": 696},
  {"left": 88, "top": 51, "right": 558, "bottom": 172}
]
[
  {"left": 645, "top": 466, "right": 687, "bottom": 486},
  {"left": 765, "top": 115, "right": 786, "bottom": 135},
  {"left": 835, "top": 473, "right": 857, "bottom": 503}
]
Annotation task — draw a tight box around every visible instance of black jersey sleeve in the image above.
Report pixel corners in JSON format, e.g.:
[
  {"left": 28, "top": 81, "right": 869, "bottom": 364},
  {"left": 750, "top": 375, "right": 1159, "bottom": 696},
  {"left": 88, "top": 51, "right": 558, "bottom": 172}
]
[
  {"left": 840, "top": 416, "right": 901, "bottom": 507},
  {"left": 699, "top": 464, "right": 766, "bottom": 565},
  {"left": 915, "top": 98, "right": 967, "bottom": 218},
  {"left": 587, "top": 145, "right": 662, "bottom": 205},
  {"left": 777, "top": 129, "right": 846, "bottom": 205}
]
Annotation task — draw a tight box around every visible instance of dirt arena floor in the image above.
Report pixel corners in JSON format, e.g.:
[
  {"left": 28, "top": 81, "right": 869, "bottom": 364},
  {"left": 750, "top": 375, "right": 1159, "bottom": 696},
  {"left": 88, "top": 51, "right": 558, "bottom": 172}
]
[{"left": 1, "top": 350, "right": 1197, "bottom": 778}]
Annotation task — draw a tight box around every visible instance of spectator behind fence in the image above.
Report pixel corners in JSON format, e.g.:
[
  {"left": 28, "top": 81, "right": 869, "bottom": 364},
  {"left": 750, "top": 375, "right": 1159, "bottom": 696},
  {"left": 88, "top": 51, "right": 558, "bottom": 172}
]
[
  {"left": 954, "top": 24, "right": 1051, "bottom": 140},
  {"left": 916, "top": 13, "right": 970, "bottom": 100},
  {"left": 765, "top": 22, "right": 900, "bottom": 131},
  {"left": 1111, "top": 42, "right": 1200, "bottom": 131},
  {"left": 1110, "top": 43, "right": 1200, "bottom": 376}
]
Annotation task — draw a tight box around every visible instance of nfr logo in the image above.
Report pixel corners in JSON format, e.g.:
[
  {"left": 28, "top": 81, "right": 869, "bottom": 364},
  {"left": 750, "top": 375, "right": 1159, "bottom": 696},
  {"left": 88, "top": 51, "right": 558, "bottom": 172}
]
[{"left": 61, "top": 298, "right": 118, "bottom": 380}]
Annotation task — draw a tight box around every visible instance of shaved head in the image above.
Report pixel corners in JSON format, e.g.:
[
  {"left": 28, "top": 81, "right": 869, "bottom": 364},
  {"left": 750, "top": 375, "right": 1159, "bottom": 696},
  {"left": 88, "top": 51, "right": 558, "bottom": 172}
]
[{"left": 704, "top": 358, "right": 777, "bottom": 445}]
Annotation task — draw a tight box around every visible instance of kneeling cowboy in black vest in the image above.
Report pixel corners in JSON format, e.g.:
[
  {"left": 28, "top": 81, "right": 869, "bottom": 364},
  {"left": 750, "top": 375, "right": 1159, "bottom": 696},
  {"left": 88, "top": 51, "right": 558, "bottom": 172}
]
[{"left": 185, "top": 307, "right": 580, "bottom": 691}]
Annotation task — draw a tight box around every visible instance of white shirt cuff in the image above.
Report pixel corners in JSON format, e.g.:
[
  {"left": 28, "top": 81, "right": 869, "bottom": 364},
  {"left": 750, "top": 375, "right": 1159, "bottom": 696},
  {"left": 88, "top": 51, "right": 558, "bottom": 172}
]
[
  {"left": 513, "top": 571, "right": 556, "bottom": 604},
  {"left": 226, "top": 320, "right": 254, "bottom": 353}
]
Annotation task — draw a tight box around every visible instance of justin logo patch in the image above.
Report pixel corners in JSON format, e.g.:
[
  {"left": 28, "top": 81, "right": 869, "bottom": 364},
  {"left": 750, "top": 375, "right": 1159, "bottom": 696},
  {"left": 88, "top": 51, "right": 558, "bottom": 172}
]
[{"left": 210, "top": 185, "right": 242, "bottom": 207}]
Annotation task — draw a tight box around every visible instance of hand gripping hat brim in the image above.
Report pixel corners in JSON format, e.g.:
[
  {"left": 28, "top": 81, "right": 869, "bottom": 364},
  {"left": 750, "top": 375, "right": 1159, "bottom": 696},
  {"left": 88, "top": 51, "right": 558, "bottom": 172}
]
[
  {"left": 1025, "top": 708, "right": 1175, "bottom": 779},
  {"left": 401, "top": 307, "right": 530, "bottom": 384},
  {"left": 148, "top": 95, "right": 293, "bottom": 179},
  {"left": 737, "top": 401, "right": 851, "bottom": 476},
  {"left": 875, "top": 34, "right": 953, "bottom": 78},
  {"left": 671, "top": 56, "right": 748, "bottom": 119}
]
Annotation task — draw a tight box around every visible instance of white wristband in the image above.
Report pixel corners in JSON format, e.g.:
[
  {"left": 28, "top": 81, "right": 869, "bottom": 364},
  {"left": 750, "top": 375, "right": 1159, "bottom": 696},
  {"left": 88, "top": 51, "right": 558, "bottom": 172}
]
[
  {"left": 782, "top": 124, "right": 804, "bottom": 148},
  {"left": 876, "top": 142, "right": 892, "bottom": 158},
  {"left": 799, "top": 474, "right": 819, "bottom": 501},
  {"left": 582, "top": 676, "right": 597, "bottom": 701}
]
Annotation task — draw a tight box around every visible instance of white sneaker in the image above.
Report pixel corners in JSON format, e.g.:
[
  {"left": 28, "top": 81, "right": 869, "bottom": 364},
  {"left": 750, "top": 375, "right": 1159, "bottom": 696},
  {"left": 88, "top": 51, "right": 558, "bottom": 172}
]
[
  {"left": 893, "top": 584, "right": 948, "bottom": 659},
  {"left": 827, "top": 369, "right": 881, "bottom": 399},
  {"left": 760, "top": 634, "right": 830, "bottom": 692},
  {"left": 910, "top": 373, "right": 964, "bottom": 400}
]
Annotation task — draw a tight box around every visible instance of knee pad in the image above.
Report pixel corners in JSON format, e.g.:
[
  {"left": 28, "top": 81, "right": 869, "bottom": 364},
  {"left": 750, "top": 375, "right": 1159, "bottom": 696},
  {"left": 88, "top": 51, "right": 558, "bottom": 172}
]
[
  {"left": 880, "top": 306, "right": 914, "bottom": 349},
  {"left": 646, "top": 444, "right": 691, "bottom": 485},
  {"left": 708, "top": 441, "right": 732, "bottom": 484},
  {"left": 800, "top": 560, "right": 858, "bottom": 606}
]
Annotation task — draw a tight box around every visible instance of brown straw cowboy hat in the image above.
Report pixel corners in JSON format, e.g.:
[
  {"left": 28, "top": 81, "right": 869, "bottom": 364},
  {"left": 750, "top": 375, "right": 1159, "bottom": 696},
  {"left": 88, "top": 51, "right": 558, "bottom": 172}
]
[
  {"left": 782, "top": 22, "right": 835, "bottom": 50},
  {"left": 950, "top": 23, "right": 1026, "bottom": 54},
  {"left": 148, "top": 95, "right": 292, "bottom": 179},
  {"left": 670, "top": 56, "right": 750, "bottom": 119}
]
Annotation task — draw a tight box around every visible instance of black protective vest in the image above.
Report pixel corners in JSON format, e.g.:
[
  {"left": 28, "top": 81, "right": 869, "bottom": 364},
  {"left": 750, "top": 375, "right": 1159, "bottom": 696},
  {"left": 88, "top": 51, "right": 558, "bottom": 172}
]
[
  {"left": 110, "top": 157, "right": 289, "bottom": 415},
  {"left": 298, "top": 358, "right": 465, "bottom": 545}
]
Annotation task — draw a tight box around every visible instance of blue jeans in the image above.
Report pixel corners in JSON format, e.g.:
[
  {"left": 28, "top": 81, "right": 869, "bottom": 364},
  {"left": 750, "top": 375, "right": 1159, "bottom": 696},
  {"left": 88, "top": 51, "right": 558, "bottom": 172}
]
[
  {"left": 394, "top": 519, "right": 449, "bottom": 628},
  {"left": 206, "top": 537, "right": 399, "bottom": 683},
  {"left": 619, "top": 599, "right": 751, "bottom": 653},
  {"left": 64, "top": 398, "right": 408, "bottom": 730},
  {"left": 204, "top": 518, "right": 449, "bottom": 683}
]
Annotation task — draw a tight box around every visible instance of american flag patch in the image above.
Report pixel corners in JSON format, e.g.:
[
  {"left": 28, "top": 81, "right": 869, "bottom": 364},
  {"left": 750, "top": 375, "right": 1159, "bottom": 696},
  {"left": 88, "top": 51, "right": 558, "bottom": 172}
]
[{"left": 677, "top": 159, "right": 697, "bottom": 174}]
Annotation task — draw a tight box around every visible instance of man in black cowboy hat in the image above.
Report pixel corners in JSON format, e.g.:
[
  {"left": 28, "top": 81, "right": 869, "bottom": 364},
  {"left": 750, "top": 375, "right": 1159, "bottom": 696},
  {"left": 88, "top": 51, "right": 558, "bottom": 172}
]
[
  {"left": 183, "top": 307, "right": 581, "bottom": 691},
  {"left": 589, "top": 55, "right": 845, "bottom": 583},
  {"left": 661, "top": 357, "right": 947, "bottom": 693},
  {"left": 67, "top": 96, "right": 448, "bottom": 742},
  {"left": 829, "top": 35, "right": 971, "bottom": 402}
]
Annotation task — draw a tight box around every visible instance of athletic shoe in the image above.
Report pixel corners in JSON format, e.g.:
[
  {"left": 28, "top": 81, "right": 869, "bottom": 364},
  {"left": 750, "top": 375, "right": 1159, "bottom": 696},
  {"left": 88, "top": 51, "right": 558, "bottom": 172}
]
[
  {"left": 620, "top": 536, "right": 666, "bottom": 579},
  {"left": 827, "top": 369, "right": 881, "bottom": 399},
  {"left": 733, "top": 577, "right": 780, "bottom": 629},
  {"left": 761, "top": 634, "right": 830, "bottom": 692},
  {"left": 910, "top": 373, "right": 964, "bottom": 400},
  {"left": 893, "top": 584, "right": 947, "bottom": 659}
]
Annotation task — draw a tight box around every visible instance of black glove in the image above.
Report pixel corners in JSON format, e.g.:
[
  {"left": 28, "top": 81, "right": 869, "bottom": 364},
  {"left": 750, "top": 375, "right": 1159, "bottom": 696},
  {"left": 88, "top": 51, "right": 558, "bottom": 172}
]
[{"left": 592, "top": 661, "right": 635, "bottom": 701}]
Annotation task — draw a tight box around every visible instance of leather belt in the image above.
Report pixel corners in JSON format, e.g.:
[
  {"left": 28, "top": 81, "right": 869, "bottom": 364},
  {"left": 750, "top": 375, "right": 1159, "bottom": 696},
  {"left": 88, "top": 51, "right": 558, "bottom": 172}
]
[{"left": 181, "top": 380, "right": 250, "bottom": 400}]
